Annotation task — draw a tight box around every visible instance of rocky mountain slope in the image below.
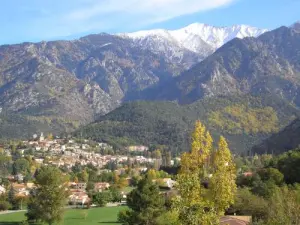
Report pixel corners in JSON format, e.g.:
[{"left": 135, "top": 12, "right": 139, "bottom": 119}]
[
  {"left": 120, "top": 23, "right": 266, "bottom": 67},
  {"left": 76, "top": 22, "right": 300, "bottom": 153},
  {"left": 140, "top": 24, "right": 300, "bottom": 105},
  {"left": 0, "top": 34, "right": 186, "bottom": 135},
  {"left": 0, "top": 23, "right": 266, "bottom": 138}
]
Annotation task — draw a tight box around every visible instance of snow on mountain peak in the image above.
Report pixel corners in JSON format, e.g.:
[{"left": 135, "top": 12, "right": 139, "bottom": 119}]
[
  {"left": 172, "top": 23, "right": 267, "bottom": 49},
  {"left": 120, "top": 29, "right": 170, "bottom": 39},
  {"left": 120, "top": 23, "right": 267, "bottom": 53}
]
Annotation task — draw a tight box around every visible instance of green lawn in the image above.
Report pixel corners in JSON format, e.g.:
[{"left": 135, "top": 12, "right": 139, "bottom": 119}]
[
  {"left": 0, "top": 211, "right": 25, "bottom": 224},
  {"left": 0, "top": 206, "right": 127, "bottom": 225}
]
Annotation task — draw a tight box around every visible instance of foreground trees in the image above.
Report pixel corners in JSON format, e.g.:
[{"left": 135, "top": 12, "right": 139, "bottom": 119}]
[
  {"left": 118, "top": 175, "right": 165, "bottom": 225},
  {"left": 174, "top": 121, "right": 237, "bottom": 225},
  {"left": 264, "top": 186, "right": 300, "bottom": 225},
  {"left": 92, "top": 188, "right": 122, "bottom": 207},
  {"left": 119, "top": 121, "right": 237, "bottom": 225},
  {"left": 211, "top": 136, "right": 237, "bottom": 215},
  {"left": 26, "top": 166, "right": 68, "bottom": 225}
]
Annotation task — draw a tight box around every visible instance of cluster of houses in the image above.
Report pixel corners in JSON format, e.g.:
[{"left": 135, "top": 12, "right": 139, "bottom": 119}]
[
  {"left": 68, "top": 182, "right": 111, "bottom": 205},
  {"left": 0, "top": 134, "right": 182, "bottom": 207},
  {"left": 22, "top": 133, "right": 114, "bottom": 155},
  {"left": 0, "top": 134, "right": 157, "bottom": 205},
  {"left": 13, "top": 133, "right": 155, "bottom": 169},
  {"left": 50, "top": 152, "right": 155, "bottom": 169},
  {"left": 0, "top": 182, "right": 33, "bottom": 198},
  {"left": 0, "top": 180, "right": 112, "bottom": 205}
]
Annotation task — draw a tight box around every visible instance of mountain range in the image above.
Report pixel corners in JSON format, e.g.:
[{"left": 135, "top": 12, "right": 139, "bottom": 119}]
[
  {"left": 0, "top": 21, "right": 300, "bottom": 154},
  {"left": 133, "top": 24, "right": 300, "bottom": 104},
  {"left": 0, "top": 23, "right": 266, "bottom": 136},
  {"left": 78, "top": 22, "right": 300, "bottom": 153},
  {"left": 121, "top": 23, "right": 266, "bottom": 56}
]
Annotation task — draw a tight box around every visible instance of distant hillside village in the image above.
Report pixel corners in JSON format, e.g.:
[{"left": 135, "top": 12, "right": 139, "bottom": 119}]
[
  {"left": 17, "top": 132, "right": 158, "bottom": 168},
  {"left": 0, "top": 133, "right": 178, "bottom": 207}
]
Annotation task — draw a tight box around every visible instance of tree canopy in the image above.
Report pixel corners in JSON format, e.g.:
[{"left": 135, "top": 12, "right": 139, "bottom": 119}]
[
  {"left": 174, "top": 121, "right": 236, "bottom": 225},
  {"left": 118, "top": 175, "right": 165, "bottom": 225},
  {"left": 26, "top": 166, "right": 68, "bottom": 225}
]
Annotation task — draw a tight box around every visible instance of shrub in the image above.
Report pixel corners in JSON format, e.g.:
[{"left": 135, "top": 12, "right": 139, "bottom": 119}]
[{"left": 0, "top": 201, "right": 11, "bottom": 211}]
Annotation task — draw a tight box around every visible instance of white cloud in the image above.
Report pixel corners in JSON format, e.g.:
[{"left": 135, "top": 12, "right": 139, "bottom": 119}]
[
  {"left": 65, "top": 0, "right": 236, "bottom": 23},
  {"left": 20, "top": 0, "right": 237, "bottom": 41}
]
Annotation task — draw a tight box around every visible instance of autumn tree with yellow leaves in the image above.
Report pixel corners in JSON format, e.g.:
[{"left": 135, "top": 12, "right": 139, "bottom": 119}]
[
  {"left": 210, "top": 136, "right": 237, "bottom": 216},
  {"left": 173, "top": 120, "right": 236, "bottom": 225}
]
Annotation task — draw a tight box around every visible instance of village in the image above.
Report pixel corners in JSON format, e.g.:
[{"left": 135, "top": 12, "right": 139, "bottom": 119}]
[
  {"left": 16, "top": 132, "right": 157, "bottom": 168},
  {"left": 0, "top": 133, "right": 177, "bottom": 207}
]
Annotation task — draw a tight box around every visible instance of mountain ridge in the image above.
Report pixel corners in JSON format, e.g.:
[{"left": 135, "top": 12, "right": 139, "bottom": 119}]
[
  {"left": 120, "top": 23, "right": 267, "bottom": 51},
  {"left": 0, "top": 22, "right": 267, "bottom": 130},
  {"left": 119, "top": 23, "right": 267, "bottom": 66},
  {"left": 136, "top": 25, "right": 300, "bottom": 106},
  {"left": 0, "top": 22, "right": 299, "bottom": 146}
]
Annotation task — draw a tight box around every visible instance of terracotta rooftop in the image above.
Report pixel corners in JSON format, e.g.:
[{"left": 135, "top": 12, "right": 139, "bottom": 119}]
[{"left": 220, "top": 216, "right": 251, "bottom": 225}]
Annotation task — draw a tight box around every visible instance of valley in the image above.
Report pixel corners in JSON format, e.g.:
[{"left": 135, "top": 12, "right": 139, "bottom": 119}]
[
  {"left": 0, "top": 22, "right": 299, "bottom": 155},
  {"left": 1, "top": 3, "right": 300, "bottom": 224}
]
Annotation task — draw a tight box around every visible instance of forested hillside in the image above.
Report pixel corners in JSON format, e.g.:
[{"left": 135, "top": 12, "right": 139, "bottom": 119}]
[
  {"left": 75, "top": 95, "right": 299, "bottom": 153},
  {"left": 0, "top": 110, "right": 66, "bottom": 139},
  {"left": 252, "top": 118, "right": 300, "bottom": 155}
]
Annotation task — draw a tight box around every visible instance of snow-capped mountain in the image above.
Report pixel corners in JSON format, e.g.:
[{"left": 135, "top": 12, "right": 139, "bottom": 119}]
[
  {"left": 119, "top": 28, "right": 211, "bottom": 69},
  {"left": 119, "top": 23, "right": 267, "bottom": 67}
]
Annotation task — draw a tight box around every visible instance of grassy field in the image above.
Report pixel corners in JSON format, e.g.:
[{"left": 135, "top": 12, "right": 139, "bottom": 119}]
[{"left": 0, "top": 206, "right": 127, "bottom": 225}]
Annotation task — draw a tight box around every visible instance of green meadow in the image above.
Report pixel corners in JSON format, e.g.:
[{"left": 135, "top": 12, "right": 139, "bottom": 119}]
[{"left": 0, "top": 206, "right": 126, "bottom": 225}]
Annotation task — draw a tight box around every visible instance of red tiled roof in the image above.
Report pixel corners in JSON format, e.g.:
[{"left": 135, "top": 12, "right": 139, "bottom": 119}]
[
  {"left": 220, "top": 216, "right": 251, "bottom": 225},
  {"left": 12, "top": 183, "right": 26, "bottom": 189}
]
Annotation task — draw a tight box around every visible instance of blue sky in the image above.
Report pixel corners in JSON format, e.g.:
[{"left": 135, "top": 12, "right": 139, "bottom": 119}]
[{"left": 0, "top": 0, "right": 299, "bottom": 45}]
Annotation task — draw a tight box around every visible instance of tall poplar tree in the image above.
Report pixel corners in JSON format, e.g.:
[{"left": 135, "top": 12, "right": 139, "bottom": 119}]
[
  {"left": 210, "top": 136, "right": 237, "bottom": 215},
  {"left": 174, "top": 121, "right": 237, "bottom": 225},
  {"left": 175, "top": 121, "right": 218, "bottom": 225},
  {"left": 180, "top": 120, "right": 213, "bottom": 174}
]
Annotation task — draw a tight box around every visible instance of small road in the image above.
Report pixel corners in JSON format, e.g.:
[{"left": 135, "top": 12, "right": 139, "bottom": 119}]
[
  {"left": 0, "top": 210, "right": 26, "bottom": 215},
  {"left": 0, "top": 206, "right": 78, "bottom": 215},
  {"left": 0, "top": 204, "right": 126, "bottom": 215}
]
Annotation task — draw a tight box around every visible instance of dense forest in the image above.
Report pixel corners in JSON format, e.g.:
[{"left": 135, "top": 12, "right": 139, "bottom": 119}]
[
  {"left": 0, "top": 110, "right": 78, "bottom": 140},
  {"left": 252, "top": 118, "right": 300, "bottom": 155},
  {"left": 75, "top": 94, "right": 300, "bottom": 154}
]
